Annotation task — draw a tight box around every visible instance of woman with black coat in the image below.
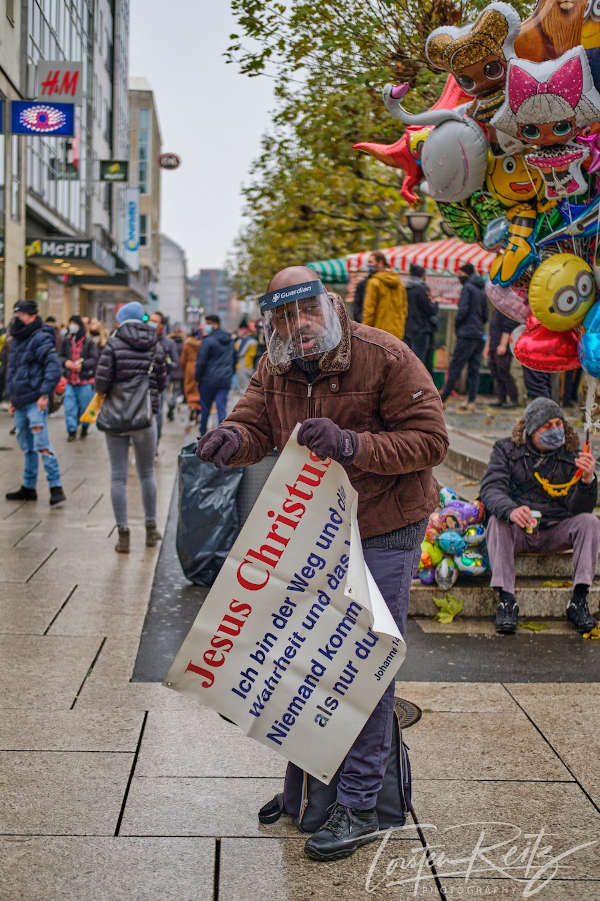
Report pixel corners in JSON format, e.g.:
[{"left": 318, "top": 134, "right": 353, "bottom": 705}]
[{"left": 95, "top": 302, "right": 166, "bottom": 553}]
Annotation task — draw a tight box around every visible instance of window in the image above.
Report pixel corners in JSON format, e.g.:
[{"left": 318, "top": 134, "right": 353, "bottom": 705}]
[
  {"left": 11, "top": 135, "right": 20, "bottom": 221},
  {"left": 6, "top": 0, "right": 14, "bottom": 25},
  {"left": 139, "top": 213, "right": 148, "bottom": 246},
  {"left": 138, "top": 108, "right": 150, "bottom": 194}
]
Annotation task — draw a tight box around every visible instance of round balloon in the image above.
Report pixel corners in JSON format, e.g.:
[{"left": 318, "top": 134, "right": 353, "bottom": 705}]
[
  {"left": 418, "top": 565, "right": 436, "bottom": 586},
  {"left": 514, "top": 315, "right": 581, "bottom": 371},
  {"left": 440, "top": 487, "right": 457, "bottom": 507},
  {"left": 463, "top": 524, "right": 486, "bottom": 546},
  {"left": 421, "top": 118, "right": 489, "bottom": 202},
  {"left": 435, "top": 557, "right": 459, "bottom": 590},
  {"left": 486, "top": 281, "right": 531, "bottom": 324},
  {"left": 578, "top": 301, "right": 600, "bottom": 377},
  {"left": 455, "top": 550, "right": 488, "bottom": 576},
  {"left": 529, "top": 254, "right": 596, "bottom": 331},
  {"left": 421, "top": 539, "right": 444, "bottom": 569},
  {"left": 438, "top": 530, "right": 467, "bottom": 555}
]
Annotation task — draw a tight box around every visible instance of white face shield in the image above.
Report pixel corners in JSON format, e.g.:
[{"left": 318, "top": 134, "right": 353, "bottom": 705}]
[{"left": 259, "top": 280, "right": 342, "bottom": 368}]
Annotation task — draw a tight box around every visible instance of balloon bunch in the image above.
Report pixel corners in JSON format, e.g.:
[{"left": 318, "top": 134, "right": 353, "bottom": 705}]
[
  {"left": 355, "top": 0, "right": 600, "bottom": 385},
  {"left": 418, "top": 488, "right": 489, "bottom": 589}
]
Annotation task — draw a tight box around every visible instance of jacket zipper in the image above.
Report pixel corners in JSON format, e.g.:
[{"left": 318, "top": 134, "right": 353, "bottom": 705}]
[{"left": 307, "top": 383, "right": 313, "bottom": 418}]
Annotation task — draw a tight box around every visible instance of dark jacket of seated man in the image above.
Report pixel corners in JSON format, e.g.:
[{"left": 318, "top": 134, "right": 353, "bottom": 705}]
[{"left": 480, "top": 397, "right": 599, "bottom": 635}]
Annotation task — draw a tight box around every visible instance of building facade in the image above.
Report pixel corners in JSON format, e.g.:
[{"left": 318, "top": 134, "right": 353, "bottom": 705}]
[
  {"left": 188, "top": 269, "right": 233, "bottom": 326},
  {"left": 20, "top": 0, "right": 132, "bottom": 326},
  {"left": 128, "top": 77, "right": 161, "bottom": 311},
  {"left": 158, "top": 233, "right": 186, "bottom": 326}
]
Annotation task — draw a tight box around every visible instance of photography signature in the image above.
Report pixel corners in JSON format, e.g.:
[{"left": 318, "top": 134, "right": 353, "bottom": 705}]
[{"left": 365, "top": 821, "right": 598, "bottom": 897}]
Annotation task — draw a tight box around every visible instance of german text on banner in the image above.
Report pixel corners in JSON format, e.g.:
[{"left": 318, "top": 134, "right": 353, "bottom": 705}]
[{"left": 164, "top": 427, "right": 406, "bottom": 782}]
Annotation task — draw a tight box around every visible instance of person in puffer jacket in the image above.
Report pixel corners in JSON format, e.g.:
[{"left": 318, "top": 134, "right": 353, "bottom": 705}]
[
  {"left": 95, "top": 301, "right": 166, "bottom": 554},
  {"left": 440, "top": 262, "right": 488, "bottom": 412},
  {"left": 5, "top": 299, "right": 65, "bottom": 507}
]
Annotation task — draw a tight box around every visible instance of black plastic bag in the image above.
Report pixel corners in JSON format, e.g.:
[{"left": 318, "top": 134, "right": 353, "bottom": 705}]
[{"left": 176, "top": 443, "right": 244, "bottom": 586}]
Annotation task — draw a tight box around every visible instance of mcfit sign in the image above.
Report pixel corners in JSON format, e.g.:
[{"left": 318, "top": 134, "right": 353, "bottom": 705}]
[{"left": 26, "top": 237, "right": 116, "bottom": 276}]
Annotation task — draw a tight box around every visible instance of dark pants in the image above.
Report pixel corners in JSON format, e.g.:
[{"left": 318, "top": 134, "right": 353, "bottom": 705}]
[
  {"left": 411, "top": 332, "right": 434, "bottom": 375},
  {"left": 562, "top": 368, "right": 582, "bottom": 406},
  {"left": 199, "top": 384, "right": 229, "bottom": 435},
  {"left": 336, "top": 544, "right": 421, "bottom": 810},
  {"left": 440, "top": 337, "right": 484, "bottom": 402},
  {"left": 522, "top": 366, "right": 552, "bottom": 400},
  {"left": 489, "top": 346, "right": 518, "bottom": 403}
]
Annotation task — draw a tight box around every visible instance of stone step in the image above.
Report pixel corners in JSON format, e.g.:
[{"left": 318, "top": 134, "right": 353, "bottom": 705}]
[
  {"left": 514, "top": 551, "right": 600, "bottom": 577},
  {"left": 410, "top": 580, "right": 600, "bottom": 618}
]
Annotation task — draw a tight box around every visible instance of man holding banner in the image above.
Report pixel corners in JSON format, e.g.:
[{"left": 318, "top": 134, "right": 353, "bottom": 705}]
[{"left": 196, "top": 266, "right": 447, "bottom": 861}]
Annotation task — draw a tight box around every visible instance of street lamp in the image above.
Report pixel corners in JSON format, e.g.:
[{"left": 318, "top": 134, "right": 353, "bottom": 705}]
[{"left": 404, "top": 211, "right": 433, "bottom": 243}]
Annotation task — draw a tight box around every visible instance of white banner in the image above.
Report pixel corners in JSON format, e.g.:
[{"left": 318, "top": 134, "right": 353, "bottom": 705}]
[
  {"left": 164, "top": 428, "right": 405, "bottom": 783},
  {"left": 122, "top": 187, "right": 140, "bottom": 272}
]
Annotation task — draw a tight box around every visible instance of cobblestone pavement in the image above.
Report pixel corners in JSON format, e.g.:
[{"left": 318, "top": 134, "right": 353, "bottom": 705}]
[{"left": 1, "top": 408, "right": 599, "bottom": 900}]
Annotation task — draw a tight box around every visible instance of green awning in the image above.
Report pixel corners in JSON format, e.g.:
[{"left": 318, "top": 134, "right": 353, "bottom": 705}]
[{"left": 307, "top": 258, "right": 348, "bottom": 284}]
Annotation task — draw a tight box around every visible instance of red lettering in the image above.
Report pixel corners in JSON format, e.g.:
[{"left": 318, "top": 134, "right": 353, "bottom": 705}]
[
  {"left": 185, "top": 660, "right": 214, "bottom": 688},
  {"left": 229, "top": 600, "right": 252, "bottom": 616},
  {"left": 237, "top": 560, "right": 270, "bottom": 591},
  {"left": 203, "top": 648, "right": 225, "bottom": 667},
  {"left": 211, "top": 634, "right": 233, "bottom": 652},
  {"left": 41, "top": 71, "right": 61, "bottom": 96},
  {"left": 61, "top": 71, "right": 79, "bottom": 96}
]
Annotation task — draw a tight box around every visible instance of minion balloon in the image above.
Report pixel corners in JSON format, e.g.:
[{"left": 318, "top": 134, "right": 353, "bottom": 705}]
[{"left": 528, "top": 254, "right": 596, "bottom": 331}]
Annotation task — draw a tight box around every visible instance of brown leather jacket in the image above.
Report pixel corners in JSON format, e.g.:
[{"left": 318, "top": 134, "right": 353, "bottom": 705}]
[{"left": 225, "top": 297, "right": 448, "bottom": 538}]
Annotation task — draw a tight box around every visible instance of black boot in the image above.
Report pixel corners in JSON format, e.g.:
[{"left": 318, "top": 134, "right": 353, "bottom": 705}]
[
  {"left": 6, "top": 485, "right": 37, "bottom": 501},
  {"left": 67, "top": 431, "right": 77, "bottom": 442},
  {"left": 304, "top": 801, "right": 379, "bottom": 861},
  {"left": 495, "top": 590, "right": 519, "bottom": 634},
  {"left": 49, "top": 486, "right": 66, "bottom": 506},
  {"left": 567, "top": 585, "right": 597, "bottom": 634},
  {"left": 258, "top": 793, "right": 285, "bottom": 825},
  {"left": 80, "top": 424, "right": 89, "bottom": 439}
]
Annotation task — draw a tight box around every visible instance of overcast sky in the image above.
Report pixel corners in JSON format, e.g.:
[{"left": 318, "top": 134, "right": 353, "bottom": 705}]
[{"left": 129, "top": 2, "right": 274, "bottom": 276}]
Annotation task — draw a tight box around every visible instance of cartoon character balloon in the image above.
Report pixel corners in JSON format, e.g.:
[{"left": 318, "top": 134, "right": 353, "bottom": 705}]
[
  {"left": 418, "top": 565, "right": 436, "bottom": 586},
  {"left": 455, "top": 550, "right": 489, "bottom": 575},
  {"left": 492, "top": 47, "right": 600, "bottom": 198},
  {"left": 426, "top": 2, "right": 521, "bottom": 127},
  {"left": 486, "top": 281, "right": 531, "bottom": 323},
  {"left": 528, "top": 253, "right": 596, "bottom": 329},
  {"left": 440, "top": 487, "right": 458, "bottom": 506}
]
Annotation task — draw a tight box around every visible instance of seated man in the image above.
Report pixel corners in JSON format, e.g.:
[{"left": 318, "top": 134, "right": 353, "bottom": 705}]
[{"left": 481, "top": 397, "right": 600, "bottom": 634}]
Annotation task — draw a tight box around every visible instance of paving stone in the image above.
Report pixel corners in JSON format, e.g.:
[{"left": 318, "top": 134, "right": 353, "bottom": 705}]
[
  {"left": 507, "top": 683, "right": 600, "bottom": 809},
  {"left": 413, "top": 779, "right": 600, "bottom": 881},
  {"left": 0, "top": 547, "right": 58, "bottom": 582},
  {"left": 436, "top": 879, "right": 600, "bottom": 899},
  {"left": 407, "top": 710, "right": 571, "bottom": 781},
  {"left": 394, "top": 682, "right": 515, "bottom": 713},
  {"left": 0, "top": 710, "right": 143, "bottom": 752},
  {"left": 0, "top": 583, "right": 76, "bottom": 635},
  {"left": 0, "top": 635, "right": 103, "bottom": 708},
  {"left": 76, "top": 681, "right": 202, "bottom": 711},
  {"left": 413, "top": 617, "right": 572, "bottom": 635},
  {"left": 0, "top": 752, "right": 132, "bottom": 835},
  {"left": 120, "top": 776, "right": 296, "bottom": 837},
  {"left": 218, "top": 836, "right": 428, "bottom": 901},
  {"left": 0, "top": 837, "right": 215, "bottom": 901},
  {"left": 136, "top": 709, "right": 286, "bottom": 778}
]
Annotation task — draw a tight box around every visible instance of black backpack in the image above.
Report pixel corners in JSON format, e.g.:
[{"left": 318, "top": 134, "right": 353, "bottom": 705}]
[{"left": 260, "top": 698, "right": 413, "bottom": 833}]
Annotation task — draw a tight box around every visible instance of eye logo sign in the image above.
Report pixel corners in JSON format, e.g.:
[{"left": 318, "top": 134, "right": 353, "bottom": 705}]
[{"left": 11, "top": 101, "right": 75, "bottom": 136}]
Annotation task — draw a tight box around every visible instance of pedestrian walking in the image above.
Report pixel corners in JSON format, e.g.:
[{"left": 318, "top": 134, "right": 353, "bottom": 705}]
[
  {"left": 197, "top": 266, "right": 447, "bottom": 861},
  {"left": 0, "top": 327, "right": 7, "bottom": 402},
  {"left": 180, "top": 330, "right": 203, "bottom": 422},
  {"left": 362, "top": 251, "right": 408, "bottom": 340},
  {"left": 59, "top": 314, "right": 100, "bottom": 440},
  {"left": 484, "top": 309, "right": 519, "bottom": 408},
  {"left": 404, "top": 263, "right": 439, "bottom": 373},
  {"left": 481, "top": 397, "right": 599, "bottom": 634},
  {"left": 149, "top": 311, "right": 178, "bottom": 443},
  {"left": 235, "top": 318, "right": 258, "bottom": 393},
  {"left": 5, "top": 299, "right": 66, "bottom": 506},
  {"left": 166, "top": 324, "right": 186, "bottom": 421},
  {"left": 351, "top": 268, "right": 373, "bottom": 323},
  {"left": 440, "top": 262, "right": 488, "bottom": 412},
  {"left": 195, "top": 314, "right": 236, "bottom": 435},
  {"left": 94, "top": 301, "right": 166, "bottom": 554}
]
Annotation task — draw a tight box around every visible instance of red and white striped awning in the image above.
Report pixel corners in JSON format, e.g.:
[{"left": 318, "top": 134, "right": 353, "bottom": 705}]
[{"left": 347, "top": 238, "right": 497, "bottom": 276}]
